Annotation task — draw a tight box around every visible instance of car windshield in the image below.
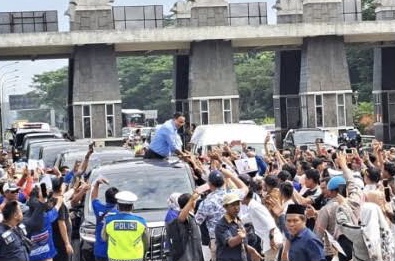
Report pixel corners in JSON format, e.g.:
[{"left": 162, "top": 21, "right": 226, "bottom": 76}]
[
  {"left": 28, "top": 144, "right": 43, "bottom": 160},
  {"left": 86, "top": 166, "right": 194, "bottom": 219},
  {"left": 62, "top": 150, "right": 134, "bottom": 172},
  {"left": 293, "top": 131, "right": 324, "bottom": 145},
  {"left": 42, "top": 145, "right": 86, "bottom": 168}
]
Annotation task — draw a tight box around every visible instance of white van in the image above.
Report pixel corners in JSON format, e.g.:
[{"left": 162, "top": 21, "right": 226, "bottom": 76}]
[{"left": 190, "top": 124, "right": 276, "bottom": 156}]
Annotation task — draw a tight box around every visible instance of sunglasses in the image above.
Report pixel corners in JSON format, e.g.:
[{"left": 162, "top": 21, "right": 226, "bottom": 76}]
[{"left": 7, "top": 190, "right": 19, "bottom": 194}]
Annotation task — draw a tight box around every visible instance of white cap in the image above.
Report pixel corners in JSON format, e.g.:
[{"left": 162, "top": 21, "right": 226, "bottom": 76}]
[{"left": 115, "top": 191, "right": 138, "bottom": 204}]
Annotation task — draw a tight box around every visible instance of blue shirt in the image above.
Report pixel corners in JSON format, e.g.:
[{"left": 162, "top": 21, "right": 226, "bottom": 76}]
[
  {"left": 149, "top": 119, "right": 181, "bottom": 157},
  {"left": 64, "top": 170, "right": 75, "bottom": 184},
  {"left": 164, "top": 209, "right": 179, "bottom": 225},
  {"left": 29, "top": 209, "right": 58, "bottom": 261},
  {"left": 286, "top": 227, "right": 326, "bottom": 261},
  {"left": 92, "top": 199, "right": 117, "bottom": 258},
  {"left": 255, "top": 156, "right": 267, "bottom": 176}
]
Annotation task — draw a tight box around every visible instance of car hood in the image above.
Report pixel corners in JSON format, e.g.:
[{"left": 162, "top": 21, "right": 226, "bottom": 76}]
[
  {"left": 85, "top": 208, "right": 168, "bottom": 226},
  {"left": 134, "top": 209, "right": 168, "bottom": 224}
]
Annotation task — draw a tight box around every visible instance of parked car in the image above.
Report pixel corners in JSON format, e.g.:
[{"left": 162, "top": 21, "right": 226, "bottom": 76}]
[
  {"left": 9, "top": 129, "right": 52, "bottom": 161},
  {"left": 79, "top": 158, "right": 195, "bottom": 261},
  {"left": 54, "top": 147, "right": 134, "bottom": 173},
  {"left": 21, "top": 132, "right": 62, "bottom": 153},
  {"left": 282, "top": 128, "right": 339, "bottom": 151},
  {"left": 26, "top": 140, "right": 70, "bottom": 161},
  {"left": 39, "top": 143, "right": 89, "bottom": 168},
  {"left": 190, "top": 124, "right": 276, "bottom": 156}
]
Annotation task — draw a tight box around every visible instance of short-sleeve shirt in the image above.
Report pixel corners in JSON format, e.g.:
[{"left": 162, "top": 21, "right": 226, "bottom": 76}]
[
  {"left": 29, "top": 209, "right": 59, "bottom": 261},
  {"left": 51, "top": 203, "right": 71, "bottom": 254},
  {"left": 215, "top": 215, "right": 248, "bottom": 261},
  {"left": 286, "top": 227, "right": 326, "bottom": 261},
  {"left": 92, "top": 199, "right": 117, "bottom": 258},
  {"left": 195, "top": 188, "right": 246, "bottom": 239}
]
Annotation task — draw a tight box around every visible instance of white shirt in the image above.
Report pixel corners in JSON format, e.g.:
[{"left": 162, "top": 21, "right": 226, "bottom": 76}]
[{"left": 243, "top": 199, "right": 282, "bottom": 252}]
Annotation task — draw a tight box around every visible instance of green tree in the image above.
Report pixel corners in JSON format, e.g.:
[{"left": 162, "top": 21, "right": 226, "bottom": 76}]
[
  {"left": 362, "top": 0, "right": 376, "bottom": 21},
  {"left": 117, "top": 56, "right": 173, "bottom": 123},
  {"left": 234, "top": 52, "right": 274, "bottom": 121},
  {"left": 18, "top": 68, "right": 68, "bottom": 127}
]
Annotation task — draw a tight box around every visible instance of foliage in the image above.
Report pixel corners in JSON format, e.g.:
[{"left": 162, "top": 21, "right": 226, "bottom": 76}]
[
  {"left": 234, "top": 52, "right": 274, "bottom": 121},
  {"left": 347, "top": 46, "right": 373, "bottom": 103},
  {"left": 353, "top": 101, "right": 374, "bottom": 134},
  {"left": 362, "top": 0, "right": 376, "bottom": 21},
  {"left": 117, "top": 56, "right": 173, "bottom": 123},
  {"left": 17, "top": 68, "right": 68, "bottom": 127}
]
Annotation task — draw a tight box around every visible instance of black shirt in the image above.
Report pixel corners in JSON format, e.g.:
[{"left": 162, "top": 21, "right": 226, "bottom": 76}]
[
  {"left": 51, "top": 203, "right": 71, "bottom": 254},
  {"left": 215, "top": 215, "right": 248, "bottom": 261}
]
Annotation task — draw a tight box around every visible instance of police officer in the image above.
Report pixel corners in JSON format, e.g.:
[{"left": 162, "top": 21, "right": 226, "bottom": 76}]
[
  {"left": 102, "top": 191, "right": 148, "bottom": 261},
  {"left": 0, "top": 201, "right": 30, "bottom": 261}
]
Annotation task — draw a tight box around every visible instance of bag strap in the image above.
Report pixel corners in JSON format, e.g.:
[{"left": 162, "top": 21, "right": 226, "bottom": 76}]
[{"left": 97, "top": 209, "right": 112, "bottom": 223}]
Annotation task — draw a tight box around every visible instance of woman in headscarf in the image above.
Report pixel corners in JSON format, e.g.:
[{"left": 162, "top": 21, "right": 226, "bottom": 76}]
[{"left": 165, "top": 192, "right": 181, "bottom": 224}]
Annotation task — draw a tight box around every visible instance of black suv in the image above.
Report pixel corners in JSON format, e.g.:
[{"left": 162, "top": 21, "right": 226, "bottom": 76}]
[{"left": 79, "top": 159, "right": 195, "bottom": 261}]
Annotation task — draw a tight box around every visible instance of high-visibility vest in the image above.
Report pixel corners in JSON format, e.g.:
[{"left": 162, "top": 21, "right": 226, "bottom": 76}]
[{"left": 105, "top": 212, "right": 146, "bottom": 260}]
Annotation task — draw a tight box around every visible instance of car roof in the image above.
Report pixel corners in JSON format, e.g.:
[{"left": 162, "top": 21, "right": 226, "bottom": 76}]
[{"left": 191, "top": 124, "right": 269, "bottom": 146}]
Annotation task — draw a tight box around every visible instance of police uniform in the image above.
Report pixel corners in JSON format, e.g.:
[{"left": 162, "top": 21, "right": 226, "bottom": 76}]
[
  {"left": 104, "top": 191, "right": 147, "bottom": 261},
  {"left": 0, "top": 223, "right": 30, "bottom": 261}
]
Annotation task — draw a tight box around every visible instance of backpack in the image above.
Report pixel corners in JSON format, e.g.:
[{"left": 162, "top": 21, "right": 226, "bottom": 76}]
[{"left": 165, "top": 217, "right": 191, "bottom": 261}]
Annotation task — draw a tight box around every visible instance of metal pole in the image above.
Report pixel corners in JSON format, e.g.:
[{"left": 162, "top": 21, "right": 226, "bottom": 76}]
[{"left": 0, "top": 74, "right": 19, "bottom": 143}]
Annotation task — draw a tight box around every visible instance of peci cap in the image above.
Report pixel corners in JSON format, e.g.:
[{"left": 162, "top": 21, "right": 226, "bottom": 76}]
[
  {"left": 286, "top": 204, "right": 306, "bottom": 215},
  {"left": 327, "top": 176, "right": 346, "bottom": 191},
  {"left": 208, "top": 170, "right": 224, "bottom": 188},
  {"left": 223, "top": 193, "right": 241, "bottom": 206},
  {"left": 115, "top": 191, "right": 138, "bottom": 204},
  {"left": 3, "top": 182, "right": 20, "bottom": 192}
]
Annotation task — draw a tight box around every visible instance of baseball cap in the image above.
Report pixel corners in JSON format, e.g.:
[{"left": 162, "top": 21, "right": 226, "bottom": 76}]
[
  {"left": 223, "top": 193, "right": 240, "bottom": 206},
  {"left": 115, "top": 191, "right": 138, "bottom": 204},
  {"left": 208, "top": 170, "right": 224, "bottom": 188},
  {"left": 3, "top": 182, "right": 20, "bottom": 192},
  {"left": 327, "top": 176, "right": 346, "bottom": 191}
]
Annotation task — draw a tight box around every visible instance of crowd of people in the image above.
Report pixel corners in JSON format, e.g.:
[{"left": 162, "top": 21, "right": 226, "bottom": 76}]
[
  {"left": 162, "top": 137, "right": 395, "bottom": 261},
  {"left": 1, "top": 111, "right": 395, "bottom": 261}
]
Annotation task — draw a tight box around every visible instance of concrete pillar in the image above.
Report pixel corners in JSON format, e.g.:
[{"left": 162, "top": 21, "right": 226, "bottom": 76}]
[
  {"left": 373, "top": 0, "right": 395, "bottom": 143},
  {"left": 172, "top": 2, "right": 192, "bottom": 118},
  {"left": 173, "top": 0, "right": 239, "bottom": 125},
  {"left": 273, "top": 0, "right": 303, "bottom": 147},
  {"left": 68, "top": 1, "right": 122, "bottom": 139},
  {"left": 299, "top": 0, "right": 355, "bottom": 131},
  {"left": 173, "top": 55, "right": 190, "bottom": 115},
  {"left": 188, "top": 40, "right": 239, "bottom": 124}
]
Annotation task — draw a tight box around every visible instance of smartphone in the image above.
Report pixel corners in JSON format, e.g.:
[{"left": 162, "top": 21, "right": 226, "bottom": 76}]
[
  {"left": 345, "top": 149, "right": 353, "bottom": 154},
  {"left": 300, "top": 145, "right": 308, "bottom": 151},
  {"left": 383, "top": 179, "right": 389, "bottom": 187},
  {"left": 385, "top": 187, "right": 391, "bottom": 202},
  {"left": 40, "top": 183, "right": 48, "bottom": 198}
]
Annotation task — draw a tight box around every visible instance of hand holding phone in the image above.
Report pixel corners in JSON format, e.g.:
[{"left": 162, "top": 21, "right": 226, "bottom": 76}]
[
  {"left": 40, "top": 183, "right": 48, "bottom": 198},
  {"left": 385, "top": 187, "right": 391, "bottom": 202}
]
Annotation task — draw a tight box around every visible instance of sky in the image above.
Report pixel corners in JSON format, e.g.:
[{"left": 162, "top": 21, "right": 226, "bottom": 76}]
[{"left": 0, "top": 0, "right": 277, "bottom": 97}]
